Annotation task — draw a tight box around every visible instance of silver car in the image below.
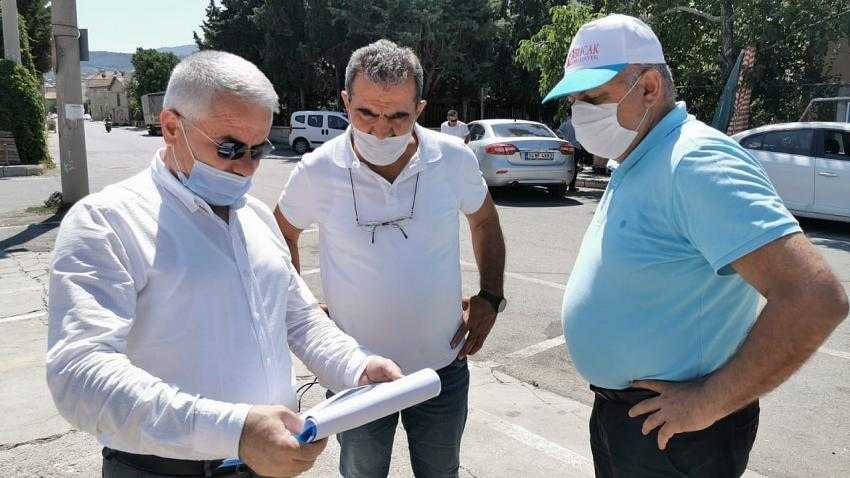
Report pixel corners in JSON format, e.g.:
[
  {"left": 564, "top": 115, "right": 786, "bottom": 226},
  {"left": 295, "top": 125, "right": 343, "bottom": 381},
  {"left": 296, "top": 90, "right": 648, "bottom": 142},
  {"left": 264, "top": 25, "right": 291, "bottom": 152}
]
[{"left": 466, "top": 120, "right": 576, "bottom": 196}]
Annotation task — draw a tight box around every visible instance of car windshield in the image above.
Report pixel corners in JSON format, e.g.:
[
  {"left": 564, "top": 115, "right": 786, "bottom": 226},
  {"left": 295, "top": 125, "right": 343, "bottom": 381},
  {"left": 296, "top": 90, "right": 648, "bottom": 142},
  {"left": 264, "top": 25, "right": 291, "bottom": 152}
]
[{"left": 491, "top": 123, "right": 556, "bottom": 138}]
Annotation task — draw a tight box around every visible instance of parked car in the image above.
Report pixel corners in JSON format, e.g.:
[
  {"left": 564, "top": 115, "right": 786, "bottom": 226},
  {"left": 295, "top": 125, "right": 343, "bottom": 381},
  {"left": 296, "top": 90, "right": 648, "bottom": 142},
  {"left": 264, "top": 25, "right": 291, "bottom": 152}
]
[
  {"left": 733, "top": 122, "right": 850, "bottom": 223},
  {"left": 466, "top": 119, "right": 576, "bottom": 196},
  {"left": 288, "top": 111, "right": 349, "bottom": 155}
]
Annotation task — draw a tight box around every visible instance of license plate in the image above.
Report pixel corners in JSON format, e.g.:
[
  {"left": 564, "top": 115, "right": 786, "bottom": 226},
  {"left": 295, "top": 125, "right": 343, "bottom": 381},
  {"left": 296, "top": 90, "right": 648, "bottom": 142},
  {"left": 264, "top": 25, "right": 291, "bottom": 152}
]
[{"left": 525, "top": 151, "right": 555, "bottom": 160}]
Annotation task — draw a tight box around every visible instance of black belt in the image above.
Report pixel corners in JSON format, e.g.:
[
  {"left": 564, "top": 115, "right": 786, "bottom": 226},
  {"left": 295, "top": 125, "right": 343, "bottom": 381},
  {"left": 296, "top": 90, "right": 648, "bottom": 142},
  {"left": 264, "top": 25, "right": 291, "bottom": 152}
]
[
  {"left": 102, "top": 448, "right": 250, "bottom": 477},
  {"left": 590, "top": 385, "right": 659, "bottom": 406}
]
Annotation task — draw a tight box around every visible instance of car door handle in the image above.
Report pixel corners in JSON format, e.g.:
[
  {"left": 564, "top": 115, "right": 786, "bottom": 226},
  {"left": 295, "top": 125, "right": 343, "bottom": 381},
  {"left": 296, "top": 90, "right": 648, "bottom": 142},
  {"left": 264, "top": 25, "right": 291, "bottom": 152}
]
[{"left": 817, "top": 172, "right": 838, "bottom": 178}]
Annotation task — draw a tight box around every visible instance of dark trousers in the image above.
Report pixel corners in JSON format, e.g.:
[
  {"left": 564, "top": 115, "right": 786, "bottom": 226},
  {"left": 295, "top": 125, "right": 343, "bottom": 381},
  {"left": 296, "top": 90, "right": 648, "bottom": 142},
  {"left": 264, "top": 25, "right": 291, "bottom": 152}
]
[
  {"left": 102, "top": 448, "right": 259, "bottom": 478},
  {"left": 589, "top": 386, "right": 759, "bottom": 478}
]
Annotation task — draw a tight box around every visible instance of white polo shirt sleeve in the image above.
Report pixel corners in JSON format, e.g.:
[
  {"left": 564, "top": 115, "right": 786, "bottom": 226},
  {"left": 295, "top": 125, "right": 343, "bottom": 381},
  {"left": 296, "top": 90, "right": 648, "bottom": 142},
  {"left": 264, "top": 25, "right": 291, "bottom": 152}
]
[
  {"left": 455, "top": 146, "right": 488, "bottom": 215},
  {"left": 278, "top": 160, "right": 318, "bottom": 230}
]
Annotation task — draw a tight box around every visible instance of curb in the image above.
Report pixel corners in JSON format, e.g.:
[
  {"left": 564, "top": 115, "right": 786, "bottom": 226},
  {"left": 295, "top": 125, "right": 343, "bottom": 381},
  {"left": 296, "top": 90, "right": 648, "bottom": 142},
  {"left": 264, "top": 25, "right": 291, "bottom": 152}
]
[
  {"left": 575, "top": 175, "right": 609, "bottom": 191},
  {"left": 0, "top": 165, "right": 44, "bottom": 178}
]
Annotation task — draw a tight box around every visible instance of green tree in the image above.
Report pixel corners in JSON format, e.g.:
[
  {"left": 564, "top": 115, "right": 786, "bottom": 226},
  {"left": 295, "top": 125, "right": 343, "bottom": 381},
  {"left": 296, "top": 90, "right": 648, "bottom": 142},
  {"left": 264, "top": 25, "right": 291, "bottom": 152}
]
[
  {"left": 0, "top": 59, "right": 49, "bottom": 166},
  {"left": 127, "top": 48, "right": 180, "bottom": 119},
  {"left": 519, "top": 0, "right": 850, "bottom": 125},
  {"left": 516, "top": 4, "right": 601, "bottom": 119},
  {"left": 253, "top": 0, "right": 314, "bottom": 113},
  {"left": 331, "top": 0, "right": 498, "bottom": 101},
  {"left": 17, "top": 0, "right": 52, "bottom": 76},
  {"left": 194, "top": 0, "right": 265, "bottom": 65},
  {"left": 488, "top": 0, "right": 573, "bottom": 118},
  {"left": 0, "top": 10, "right": 38, "bottom": 77}
]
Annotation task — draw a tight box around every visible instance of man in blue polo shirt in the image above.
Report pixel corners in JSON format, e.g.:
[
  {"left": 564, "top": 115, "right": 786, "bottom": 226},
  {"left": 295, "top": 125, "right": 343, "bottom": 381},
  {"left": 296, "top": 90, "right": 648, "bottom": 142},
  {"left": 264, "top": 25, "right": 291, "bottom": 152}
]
[{"left": 546, "top": 14, "right": 848, "bottom": 477}]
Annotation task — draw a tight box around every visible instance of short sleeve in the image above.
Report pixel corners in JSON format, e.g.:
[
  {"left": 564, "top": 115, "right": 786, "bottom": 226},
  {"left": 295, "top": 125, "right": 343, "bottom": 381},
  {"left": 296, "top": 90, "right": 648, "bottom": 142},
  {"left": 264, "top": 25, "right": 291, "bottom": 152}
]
[
  {"left": 672, "top": 140, "right": 801, "bottom": 275},
  {"left": 277, "top": 160, "right": 318, "bottom": 230},
  {"left": 456, "top": 147, "right": 488, "bottom": 215}
]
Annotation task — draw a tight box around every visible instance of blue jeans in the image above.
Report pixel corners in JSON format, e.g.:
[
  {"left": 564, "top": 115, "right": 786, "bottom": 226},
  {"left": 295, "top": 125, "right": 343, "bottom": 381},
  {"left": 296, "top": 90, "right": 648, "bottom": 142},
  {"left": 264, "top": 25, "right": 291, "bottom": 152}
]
[{"left": 330, "top": 359, "right": 470, "bottom": 478}]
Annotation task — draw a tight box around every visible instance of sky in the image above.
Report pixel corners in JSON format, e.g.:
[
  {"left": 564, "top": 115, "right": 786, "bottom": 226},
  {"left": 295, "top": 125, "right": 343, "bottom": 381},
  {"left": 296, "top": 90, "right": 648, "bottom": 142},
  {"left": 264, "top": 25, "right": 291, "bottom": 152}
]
[{"left": 76, "top": 0, "right": 209, "bottom": 53}]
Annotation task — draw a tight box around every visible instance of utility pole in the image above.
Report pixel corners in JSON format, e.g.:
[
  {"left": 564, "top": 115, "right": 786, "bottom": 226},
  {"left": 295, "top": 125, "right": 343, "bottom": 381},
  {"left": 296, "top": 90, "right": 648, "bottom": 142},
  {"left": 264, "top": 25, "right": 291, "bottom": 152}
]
[
  {"left": 2, "top": 0, "right": 22, "bottom": 64},
  {"left": 52, "top": 0, "right": 89, "bottom": 204}
]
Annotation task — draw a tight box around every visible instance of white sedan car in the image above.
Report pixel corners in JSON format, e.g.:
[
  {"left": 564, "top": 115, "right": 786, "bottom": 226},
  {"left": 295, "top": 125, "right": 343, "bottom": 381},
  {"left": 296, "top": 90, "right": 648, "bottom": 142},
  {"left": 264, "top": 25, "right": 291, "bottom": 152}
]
[
  {"left": 733, "top": 122, "right": 850, "bottom": 223},
  {"left": 466, "top": 119, "right": 576, "bottom": 196}
]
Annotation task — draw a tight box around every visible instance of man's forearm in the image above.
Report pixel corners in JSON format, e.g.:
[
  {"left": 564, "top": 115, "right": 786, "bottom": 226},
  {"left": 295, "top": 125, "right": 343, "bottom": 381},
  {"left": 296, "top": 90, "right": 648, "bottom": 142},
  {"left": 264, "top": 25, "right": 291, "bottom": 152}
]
[
  {"left": 703, "top": 291, "right": 845, "bottom": 418},
  {"left": 284, "top": 237, "right": 301, "bottom": 273},
  {"left": 471, "top": 219, "right": 505, "bottom": 296}
]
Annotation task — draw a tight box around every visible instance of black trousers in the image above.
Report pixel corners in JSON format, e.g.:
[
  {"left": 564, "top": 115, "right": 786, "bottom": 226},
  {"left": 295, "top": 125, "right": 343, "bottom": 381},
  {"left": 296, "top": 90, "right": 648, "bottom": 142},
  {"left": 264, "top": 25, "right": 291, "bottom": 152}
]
[
  {"left": 589, "top": 386, "right": 759, "bottom": 478},
  {"left": 102, "top": 448, "right": 260, "bottom": 478}
]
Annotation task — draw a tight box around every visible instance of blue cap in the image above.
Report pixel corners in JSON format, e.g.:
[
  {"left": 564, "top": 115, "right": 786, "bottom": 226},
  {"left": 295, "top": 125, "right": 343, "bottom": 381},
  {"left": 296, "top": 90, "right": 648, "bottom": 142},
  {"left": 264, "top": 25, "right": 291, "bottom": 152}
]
[{"left": 542, "top": 64, "right": 628, "bottom": 103}]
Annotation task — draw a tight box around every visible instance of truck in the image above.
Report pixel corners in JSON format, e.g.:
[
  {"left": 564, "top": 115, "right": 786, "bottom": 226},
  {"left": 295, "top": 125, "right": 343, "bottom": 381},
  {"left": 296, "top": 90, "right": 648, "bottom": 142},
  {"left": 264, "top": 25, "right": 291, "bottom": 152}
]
[{"left": 141, "top": 92, "right": 166, "bottom": 136}]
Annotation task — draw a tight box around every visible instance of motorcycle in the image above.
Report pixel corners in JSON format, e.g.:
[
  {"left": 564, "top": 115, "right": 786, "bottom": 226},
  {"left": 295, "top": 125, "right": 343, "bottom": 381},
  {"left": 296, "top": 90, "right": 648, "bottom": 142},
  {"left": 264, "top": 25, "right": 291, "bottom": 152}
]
[{"left": 105, "top": 119, "right": 112, "bottom": 133}]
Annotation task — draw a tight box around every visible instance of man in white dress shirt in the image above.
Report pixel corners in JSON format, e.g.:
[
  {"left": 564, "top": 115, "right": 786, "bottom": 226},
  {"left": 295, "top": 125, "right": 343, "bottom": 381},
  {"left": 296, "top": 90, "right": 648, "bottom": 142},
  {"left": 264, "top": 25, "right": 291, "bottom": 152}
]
[
  {"left": 440, "top": 109, "right": 469, "bottom": 142},
  {"left": 46, "top": 50, "right": 401, "bottom": 478}
]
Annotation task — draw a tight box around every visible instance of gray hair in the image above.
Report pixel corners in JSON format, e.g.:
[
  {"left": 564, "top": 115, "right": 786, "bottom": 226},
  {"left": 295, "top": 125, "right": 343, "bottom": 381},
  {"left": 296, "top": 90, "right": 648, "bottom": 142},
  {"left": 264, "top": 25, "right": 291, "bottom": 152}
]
[
  {"left": 345, "top": 39, "right": 424, "bottom": 102},
  {"left": 624, "top": 63, "right": 676, "bottom": 101},
  {"left": 163, "top": 50, "right": 279, "bottom": 121}
]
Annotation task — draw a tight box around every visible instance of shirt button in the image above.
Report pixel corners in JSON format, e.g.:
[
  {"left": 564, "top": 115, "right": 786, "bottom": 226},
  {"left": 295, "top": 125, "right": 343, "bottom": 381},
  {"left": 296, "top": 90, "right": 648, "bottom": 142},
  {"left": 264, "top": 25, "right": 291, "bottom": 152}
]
[{"left": 266, "top": 358, "right": 272, "bottom": 365}]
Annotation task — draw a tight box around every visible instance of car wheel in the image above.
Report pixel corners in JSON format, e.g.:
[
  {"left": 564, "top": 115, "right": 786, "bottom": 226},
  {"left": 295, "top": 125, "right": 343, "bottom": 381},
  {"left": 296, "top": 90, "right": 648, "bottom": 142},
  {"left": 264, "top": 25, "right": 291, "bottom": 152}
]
[
  {"left": 547, "top": 184, "right": 568, "bottom": 198},
  {"left": 292, "top": 138, "right": 310, "bottom": 155}
]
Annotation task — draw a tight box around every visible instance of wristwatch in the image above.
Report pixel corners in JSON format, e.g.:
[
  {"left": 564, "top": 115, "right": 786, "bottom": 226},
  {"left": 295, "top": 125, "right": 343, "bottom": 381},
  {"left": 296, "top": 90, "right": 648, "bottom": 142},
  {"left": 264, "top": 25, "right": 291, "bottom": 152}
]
[{"left": 477, "top": 289, "right": 507, "bottom": 314}]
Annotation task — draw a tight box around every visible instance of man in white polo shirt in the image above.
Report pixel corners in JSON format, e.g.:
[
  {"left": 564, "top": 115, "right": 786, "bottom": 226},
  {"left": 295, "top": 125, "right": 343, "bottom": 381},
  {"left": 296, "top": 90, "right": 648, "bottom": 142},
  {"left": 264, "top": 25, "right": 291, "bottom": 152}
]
[
  {"left": 440, "top": 109, "right": 469, "bottom": 142},
  {"left": 274, "top": 39, "right": 507, "bottom": 477}
]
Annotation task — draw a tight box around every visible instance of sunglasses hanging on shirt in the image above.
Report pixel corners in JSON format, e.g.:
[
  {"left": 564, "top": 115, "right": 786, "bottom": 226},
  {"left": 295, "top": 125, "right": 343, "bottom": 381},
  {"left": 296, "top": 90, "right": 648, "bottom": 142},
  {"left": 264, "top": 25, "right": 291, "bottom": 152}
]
[{"left": 348, "top": 169, "right": 420, "bottom": 244}]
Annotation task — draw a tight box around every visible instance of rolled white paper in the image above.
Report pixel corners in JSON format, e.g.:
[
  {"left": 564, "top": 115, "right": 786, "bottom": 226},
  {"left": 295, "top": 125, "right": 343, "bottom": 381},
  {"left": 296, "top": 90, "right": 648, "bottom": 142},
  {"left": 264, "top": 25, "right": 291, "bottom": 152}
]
[{"left": 298, "top": 368, "right": 442, "bottom": 443}]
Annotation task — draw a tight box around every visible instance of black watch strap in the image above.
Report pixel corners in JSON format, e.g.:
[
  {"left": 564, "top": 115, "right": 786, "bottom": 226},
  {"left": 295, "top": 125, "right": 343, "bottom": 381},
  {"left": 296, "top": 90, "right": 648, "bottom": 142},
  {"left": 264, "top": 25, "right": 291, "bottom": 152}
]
[{"left": 477, "top": 289, "right": 505, "bottom": 313}]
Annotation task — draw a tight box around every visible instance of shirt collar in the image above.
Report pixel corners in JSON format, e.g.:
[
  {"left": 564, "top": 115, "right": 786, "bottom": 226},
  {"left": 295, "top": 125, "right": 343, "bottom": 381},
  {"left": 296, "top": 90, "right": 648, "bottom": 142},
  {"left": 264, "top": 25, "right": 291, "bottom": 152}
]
[
  {"left": 151, "top": 148, "right": 247, "bottom": 213},
  {"left": 613, "top": 101, "right": 691, "bottom": 179}
]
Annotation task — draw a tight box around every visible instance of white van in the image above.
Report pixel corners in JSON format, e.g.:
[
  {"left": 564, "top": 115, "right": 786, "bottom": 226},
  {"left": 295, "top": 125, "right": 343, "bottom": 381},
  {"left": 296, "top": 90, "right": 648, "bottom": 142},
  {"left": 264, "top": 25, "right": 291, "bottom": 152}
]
[{"left": 289, "top": 111, "right": 350, "bottom": 154}]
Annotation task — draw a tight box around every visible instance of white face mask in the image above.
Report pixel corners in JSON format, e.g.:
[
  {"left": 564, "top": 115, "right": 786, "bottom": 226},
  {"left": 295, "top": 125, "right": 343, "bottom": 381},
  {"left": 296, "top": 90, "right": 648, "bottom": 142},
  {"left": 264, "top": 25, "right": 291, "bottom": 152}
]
[
  {"left": 351, "top": 126, "right": 414, "bottom": 166},
  {"left": 572, "top": 77, "right": 650, "bottom": 160}
]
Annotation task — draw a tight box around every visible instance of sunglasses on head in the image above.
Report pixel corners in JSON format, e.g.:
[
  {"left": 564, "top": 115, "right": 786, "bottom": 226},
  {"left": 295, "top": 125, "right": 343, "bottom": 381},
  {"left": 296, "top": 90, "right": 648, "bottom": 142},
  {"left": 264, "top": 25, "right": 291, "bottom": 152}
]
[{"left": 179, "top": 115, "right": 275, "bottom": 161}]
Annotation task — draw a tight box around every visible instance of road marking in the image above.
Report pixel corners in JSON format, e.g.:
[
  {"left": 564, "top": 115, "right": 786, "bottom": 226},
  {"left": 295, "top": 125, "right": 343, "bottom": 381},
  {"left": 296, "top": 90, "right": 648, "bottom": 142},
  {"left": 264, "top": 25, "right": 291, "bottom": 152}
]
[
  {"left": 301, "top": 268, "right": 320, "bottom": 277},
  {"left": 819, "top": 347, "right": 850, "bottom": 360},
  {"left": 504, "top": 336, "right": 566, "bottom": 360},
  {"left": 473, "top": 408, "right": 595, "bottom": 476},
  {"left": 302, "top": 228, "right": 318, "bottom": 234},
  {"left": 0, "top": 311, "right": 46, "bottom": 325},
  {"left": 461, "top": 260, "right": 566, "bottom": 290}
]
